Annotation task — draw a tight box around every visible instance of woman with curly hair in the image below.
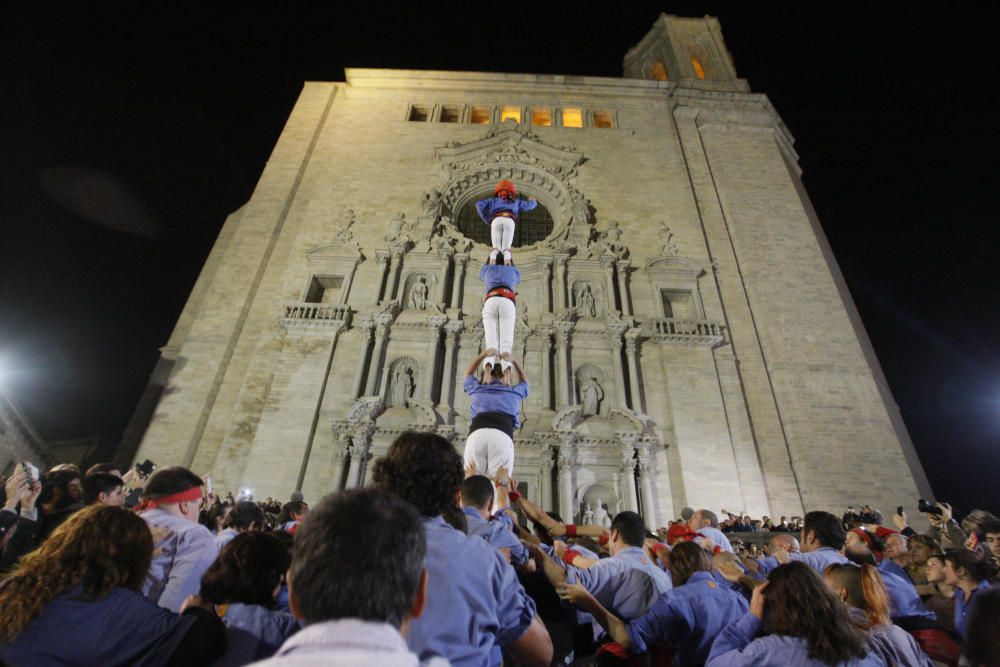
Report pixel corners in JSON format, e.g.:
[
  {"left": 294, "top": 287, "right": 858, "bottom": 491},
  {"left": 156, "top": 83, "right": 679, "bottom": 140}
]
[
  {"left": 706, "top": 561, "right": 881, "bottom": 666},
  {"left": 941, "top": 548, "right": 999, "bottom": 639},
  {"left": 0, "top": 504, "right": 225, "bottom": 666},
  {"left": 372, "top": 430, "right": 552, "bottom": 667}
]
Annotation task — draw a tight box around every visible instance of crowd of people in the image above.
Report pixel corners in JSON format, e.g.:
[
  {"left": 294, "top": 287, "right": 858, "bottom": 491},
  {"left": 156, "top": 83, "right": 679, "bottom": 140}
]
[{"left": 1, "top": 431, "right": 999, "bottom": 667}]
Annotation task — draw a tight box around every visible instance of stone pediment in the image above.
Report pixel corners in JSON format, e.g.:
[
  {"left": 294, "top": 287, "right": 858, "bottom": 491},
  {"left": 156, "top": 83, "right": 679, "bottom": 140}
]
[{"left": 435, "top": 122, "right": 583, "bottom": 178}]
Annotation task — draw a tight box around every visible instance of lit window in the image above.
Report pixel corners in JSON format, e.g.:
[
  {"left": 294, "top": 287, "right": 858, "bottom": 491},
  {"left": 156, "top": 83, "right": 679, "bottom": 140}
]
[
  {"left": 408, "top": 106, "right": 429, "bottom": 122},
  {"left": 439, "top": 106, "right": 461, "bottom": 123},
  {"left": 593, "top": 111, "right": 613, "bottom": 129},
  {"left": 500, "top": 106, "right": 521, "bottom": 123},
  {"left": 531, "top": 108, "right": 552, "bottom": 126},
  {"left": 562, "top": 108, "right": 583, "bottom": 128},
  {"left": 470, "top": 106, "right": 491, "bottom": 124},
  {"left": 691, "top": 56, "right": 706, "bottom": 80},
  {"left": 649, "top": 61, "right": 668, "bottom": 81}
]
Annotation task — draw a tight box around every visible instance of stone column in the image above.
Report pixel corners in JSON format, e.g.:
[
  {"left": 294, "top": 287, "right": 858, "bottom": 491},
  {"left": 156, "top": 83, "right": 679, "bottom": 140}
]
[
  {"left": 557, "top": 434, "right": 577, "bottom": 521},
  {"left": 373, "top": 251, "right": 390, "bottom": 305},
  {"left": 437, "top": 249, "right": 453, "bottom": 305},
  {"left": 638, "top": 450, "right": 658, "bottom": 527},
  {"left": 538, "top": 327, "right": 553, "bottom": 410},
  {"left": 329, "top": 426, "right": 352, "bottom": 491},
  {"left": 539, "top": 451, "right": 553, "bottom": 512},
  {"left": 538, "top": 256, "right": 554, "bottom": 313},
  {"left": 606, "top": 323, "right": 629, "bottom": 409},
  {"left": 423, "top": 316, "right": 447, "bottom": 400},
  {"left": 439, "top": 321, "right": 464, "bottom": 414},
  {"left": 601, "top": 255, "right": 619, "bottom": 313},
  {"left": 554, "top": 254, "right": 570, "bottom": 311},
  {"left": 364, "top": 315, "right": 391, "bottom": 397},
  {"left": 554, "top": 321, "right": 574, "bottom": 408},
  {"left": 388, "top": 249, "right": 404, "bottom": 301},
  {"left": 620, "top": 451, "right": 639, "bottom": 512},
  {"left": 624, "top": 328, "right": 643, "bottom": 414},
  {"left": 345, "top": 425, "right": 374, "bottom": 488},
  {"left": 616, "top": 259, "right": 632, "bottom": 316},
  {"left": 450, "top": 253, "right": 469, "bottom": 312},
  {"left": 352, "top": 318, "right": 375, "bottom": 398},
  {"left": 340, "top": 257, "right": 361, "bottom": 304}
]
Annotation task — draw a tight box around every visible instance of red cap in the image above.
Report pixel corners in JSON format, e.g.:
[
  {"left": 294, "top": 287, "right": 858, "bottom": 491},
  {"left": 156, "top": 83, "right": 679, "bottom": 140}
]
[
  {"left": 666, "top": 523, "right": 698, "bottom": 545},
  {"left": 495, "top": 179, "right": 516, "bottom": 197}
]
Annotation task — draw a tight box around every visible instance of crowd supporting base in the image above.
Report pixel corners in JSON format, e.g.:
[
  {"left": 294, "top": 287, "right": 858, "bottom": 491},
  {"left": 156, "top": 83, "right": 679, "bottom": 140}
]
[{"left": 2, "top": 434, "right": 1000, "bottom": 667}]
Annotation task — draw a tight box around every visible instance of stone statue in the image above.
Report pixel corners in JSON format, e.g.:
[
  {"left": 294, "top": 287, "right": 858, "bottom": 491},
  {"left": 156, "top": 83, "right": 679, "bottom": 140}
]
[
  {"left": 409, "top": 276, "right": 429, "bottom": 310},
  {"left": 578, "top": 284, "right": 597, "bottom": 318},
  {"left": 389, "top": 366, "right": 414, "bottom": 407},
  {"left": 583, "top": 504, "right": 594, "bottom": 525},
  {"left": 593, "top": 500, "right": 611, "bottom": 528},
  {"left": 600, "top": 221, "right": 628, "bottom": 258},
  {"left": 384, "top": 212, "right": 411, "bottom": 245},
  {"left": 659, "top": 221, "right": 680, "bottom": 256},
  {"left": 421, "top": 188, "right": 442, "bottom": 218},
  {"left": 580, "top": 376, "right": 604, "bottom": 416}
]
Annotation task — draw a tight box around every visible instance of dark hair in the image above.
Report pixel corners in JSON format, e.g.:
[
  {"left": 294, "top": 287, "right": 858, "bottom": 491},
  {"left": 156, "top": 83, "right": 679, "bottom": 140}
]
[
  {"left": 803, "top": 511, "right": 846, "bottom": 550},
  {"left": 668, "top": 540, "right": 710, "bottom": 586},
  {"left": 85, "top": 462, "right": 119, "bottom": 476},
  {"left": 200, "top": 532, "right": 291, "bottom": 607},
  {"left": 225, "top": 500, "right": 265, "bottom": 531},
  {"left": 943, "top": 548, "right": 999, "bottom": 582},
  {"left": 844, "top": 544, "right": 878, "bottom": 566},
  {"left": 37, "top": 469, "right": 82, "bottom": 510},
  {"left": 372, "top": 431, "right": 463, "bottom": 517},
  {"left": 290, "top": 488, "right": 426, "bottom": 627},
  {"left": 277, "top": 501, "right": 309, "bottom": 525},
  {"left": 142, "top": 466, "right": 202, "bottom": 501},
  {"left": 441, "top": 502, "right": 469, "bottom": 534},
  {"left": 962, "top": 585, "right": 1000, "bottom": 667},
  {"left": 611, "top": 511, "right": 645, "bottom": 547},
  {"left": 82, "top": 472, "right": 124, "bottom": 505},
  {"left": 764, "top": 561, "right": 868, "bottom": 663},
  {"left": 461, "top": 475, "right": 494, "bottom": 510},
  {"left": 980, "top": 519, "right": 1000, "bottom": 537}
]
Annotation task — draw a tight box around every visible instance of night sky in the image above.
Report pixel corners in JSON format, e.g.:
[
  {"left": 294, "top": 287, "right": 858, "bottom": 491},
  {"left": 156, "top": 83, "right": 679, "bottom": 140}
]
[{"left": 2, "top": 4, "right": 998, "bottom": 515}]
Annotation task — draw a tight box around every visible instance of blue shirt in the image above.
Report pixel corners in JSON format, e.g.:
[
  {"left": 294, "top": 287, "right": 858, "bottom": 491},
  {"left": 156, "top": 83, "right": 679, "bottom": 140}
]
[
  {"left": 878, "top": 569, "right": 935, "bottom": 621},
  {"left": 757, "top": 546, "right": 848, "bottom": 577},
  {"left": 626, "top": 571, "right": 749, "bottom": 666},
  {"left": 705, "top": 612, "right": 885, "bottom": 666},
  {"left": 954, "top": 579, "right": 992, "bottom": 638},
  {"left": 476, "top": 196, "right": 537, "bottom": 223},
  {"left": 217, "top": 602, "right": 300, "bottom": 666},
  {"left": 462, "top": 507, "right": 529, "bottom": 567},
  {"left": 479, "top": 264, "right": 521, "bottom": 293},
  {"left": 697, "top": 526, "right": 734, "bottom": 553},
  {"left": 141, "top": 508, "right": 219, "bottom": 612},
  {"left": 0, "top": 586, "right": 194, "bottom": 667},
  {"left": 464, "top": 376, "right": 528, "bottom": 429},
  {"left": 408, "top": 516, "right": 536, "bottom": 667},
  {"left": 565, "top": 546, "right": 673, "bottom": 622}
]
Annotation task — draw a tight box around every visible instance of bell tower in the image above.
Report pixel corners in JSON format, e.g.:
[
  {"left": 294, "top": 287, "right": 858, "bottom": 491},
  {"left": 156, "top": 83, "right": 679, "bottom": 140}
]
[{"left": 623, "top": 13, "right": 745, "bottom": 89}]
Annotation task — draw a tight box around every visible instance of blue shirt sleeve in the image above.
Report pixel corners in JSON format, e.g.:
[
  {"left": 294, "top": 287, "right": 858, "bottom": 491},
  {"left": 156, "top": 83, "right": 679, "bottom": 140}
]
[
  {"left": 705, "top": 612, "right": 764, "bottom": 666},
  {"left": 476, "top": 198, "right": 492, "bottom": 223},
  {"left": 516, "top": 199, "right": 538, "bottom": 215},
  {"left": 513, "top": 382, "right": 529, "bottom": 399},
  {"left": 490, "top": 549, "right": 537, "bottom": 646},
  {"left": 464, "top": 375, "right": 479, "bottom": 395},
  {"left": 626, "top": 595, "right": 680, "bottom": 654},
  {"left": 158, "top": 528, "right": 218, "bottom": 612}
]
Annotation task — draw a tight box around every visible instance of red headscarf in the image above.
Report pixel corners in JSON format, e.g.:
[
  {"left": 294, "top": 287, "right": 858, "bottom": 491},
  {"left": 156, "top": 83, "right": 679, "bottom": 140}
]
[{"left": 495, "top": 179, "right": 516, "bottom": 197}]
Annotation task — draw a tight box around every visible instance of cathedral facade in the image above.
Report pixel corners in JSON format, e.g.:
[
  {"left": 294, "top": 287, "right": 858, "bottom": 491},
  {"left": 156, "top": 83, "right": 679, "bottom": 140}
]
[{"left": 129, "top": 15, "right": 931, "bottom": 524}]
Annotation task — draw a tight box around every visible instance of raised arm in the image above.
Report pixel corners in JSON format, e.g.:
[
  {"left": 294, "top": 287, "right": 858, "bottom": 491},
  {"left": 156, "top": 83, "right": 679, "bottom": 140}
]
[
  {"left": 558, "top": 582, "right": 631, "bottom": 647},
  {"left": 505, "top": 354, "right": 528, "bottom": 383},
  {"left": 464, "top": 347, "right": 497, "bottom": 378}
]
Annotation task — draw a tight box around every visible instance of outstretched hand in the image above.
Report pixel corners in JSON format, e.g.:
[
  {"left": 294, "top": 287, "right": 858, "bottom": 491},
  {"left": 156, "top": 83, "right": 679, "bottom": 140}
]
[{"left": 556, "top": 582, "right": 590, "bottom": 606}]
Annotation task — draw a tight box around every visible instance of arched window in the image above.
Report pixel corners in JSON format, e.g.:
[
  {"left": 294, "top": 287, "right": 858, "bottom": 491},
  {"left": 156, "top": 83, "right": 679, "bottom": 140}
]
[
  {"left": 649, "top": 61, "right": 668, "bottom": 81},
  {"left": 455, "top": 197, "right": 554, "bottom": 248},
  {"left": 690, "top": 55, "right": 706, "bottom": 80}
]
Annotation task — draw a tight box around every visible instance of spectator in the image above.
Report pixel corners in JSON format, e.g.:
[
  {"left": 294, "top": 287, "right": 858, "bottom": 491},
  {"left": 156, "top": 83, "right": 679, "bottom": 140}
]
[
  {"left": 252, "top": 487, "right": 449, "bottom": 666},
  {"left": 758, "top": 511, "right": 849, "bottom": 576},
  {"left": 824, "top": 562, "right": 933, "bottom": 666},
  {"left": 276, "top": 501, "right": 309, "bottom": 534},
  {"left": 905, "top": 534, "right": 941, "bottom": 596},
  {"left": 199, "top": 531, "right": 299, "bottom": 665},
  {"left": 560, "top": 540, "right": 749, "bottom": 666},
  {"left": 979, "top": 519, "right": 1000, "bottom": 561},
  {"left": 82, "top": 471, "right": 126, "bottom": 506},
  {"left": 753, "top": 533, "right": 801, "bottom": 578},
  {"left": 35, "top": 468, "right": 83, "bottom": 540},
  {"left": 844, "top": 543, "right": 937, "bottom": 627},
  {"left": 942, "top": 549, "right": 998, "bottom": 639},
  {"left": 373, "top": 430, "right": 552, "bottom": 667},
  {"left": 688, "top": 509, "right": 734, "bottom": 553},
  {"left": 960, "top": 509, "right": 999, "bottom": 544},
  {"left": 140, "top": 466, "right": 219, "bottom": 612},
  {"left": 1, "top": 468, "right": 42, "bottom": 573},
  {"left": 894, "top": 503, "right": 966, "bottom": 551},
  {"left": 961, "top": 585, "right": 1000, "bottom": 667},
  {"left": 705, "top": 561, "right": 877, "bottom": 666},
  {"left": 216, "top": 500, "right": 265, "bottom": 549},
  {"left": 0, "top": 504, "right": 224, "bottom": 666}
]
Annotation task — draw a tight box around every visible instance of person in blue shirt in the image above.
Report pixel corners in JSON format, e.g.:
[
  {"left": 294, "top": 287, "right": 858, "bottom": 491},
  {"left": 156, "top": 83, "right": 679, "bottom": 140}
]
[
  {"left": 461, "top": 473, "right": 530, "bottom": 568},
  {"left": 478, "top": 254, "right": 521, "bottom": 378},
  {"left": 758, "top": 511, "right": 850, "bottom": 576},
  {"left": 476, "top": 179, "right": 537, "bottom": 264},
  {"left": 560, "top": 540, "right": 750, "bottom": 666},
  {"left": 462, "top": 348, "right": 528, "bottom": 510},
  {"left": 844, "top": 543, "right": 938, "bottom": 627},
  {"left": 941, "top": 548, "right": 998, "bottom": 639},
  {"left": 706, "top": 561, "right": 882, "bottom": 666},
  {"left": 373, "top": 431, "right": 552, "bottom": 667}
]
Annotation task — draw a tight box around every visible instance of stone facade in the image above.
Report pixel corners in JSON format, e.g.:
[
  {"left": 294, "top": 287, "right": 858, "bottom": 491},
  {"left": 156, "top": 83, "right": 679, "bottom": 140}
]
[{"left": 129, "top": 14, "right": 931, "bottom": 522}]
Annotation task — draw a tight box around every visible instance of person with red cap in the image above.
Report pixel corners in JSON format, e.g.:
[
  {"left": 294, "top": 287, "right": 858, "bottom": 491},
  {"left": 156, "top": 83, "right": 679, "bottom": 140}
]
[{"left": 476, "top": 180, "right": 537, "bottom": 264}]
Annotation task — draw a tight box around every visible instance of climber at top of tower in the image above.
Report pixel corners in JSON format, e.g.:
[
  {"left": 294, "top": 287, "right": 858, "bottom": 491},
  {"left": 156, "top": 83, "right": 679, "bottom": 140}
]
[{"left": 476, "top": 180, "right": 537, "bottom": 265}]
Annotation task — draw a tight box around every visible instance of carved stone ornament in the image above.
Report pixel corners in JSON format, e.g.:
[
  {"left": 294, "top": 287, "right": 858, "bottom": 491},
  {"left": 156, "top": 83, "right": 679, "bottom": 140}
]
[{"left": 346, "top": 396, "right": 385, "bottom": 422}]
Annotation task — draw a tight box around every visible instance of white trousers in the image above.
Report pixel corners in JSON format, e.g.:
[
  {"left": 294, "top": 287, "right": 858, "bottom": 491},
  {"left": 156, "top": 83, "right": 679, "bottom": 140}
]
[
  {"left": 482, "top": 296, "right": 515, "bottom": 364},
  {"left": 490, "top": 217, "right": 515, "bottom": 253},
  {"left": 464, "top": 428, "right": 515, "bottom": 508}
]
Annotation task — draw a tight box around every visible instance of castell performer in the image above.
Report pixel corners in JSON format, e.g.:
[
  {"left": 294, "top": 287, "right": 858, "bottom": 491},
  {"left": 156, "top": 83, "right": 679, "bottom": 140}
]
[
  {"left": 463, "top": 345, "right": 528, "bottom": 510},
  {"left": 477, "top": 179, "right": 537, "bottom": 264},
  {"left": 479, "top": 251, "right": 521, "bottom": 377}
]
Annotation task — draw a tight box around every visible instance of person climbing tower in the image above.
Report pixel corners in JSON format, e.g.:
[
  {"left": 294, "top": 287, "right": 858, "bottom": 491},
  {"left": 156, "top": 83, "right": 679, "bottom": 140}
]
[{"left": 476, "top": 179, "right": 537, "bottom": 264}]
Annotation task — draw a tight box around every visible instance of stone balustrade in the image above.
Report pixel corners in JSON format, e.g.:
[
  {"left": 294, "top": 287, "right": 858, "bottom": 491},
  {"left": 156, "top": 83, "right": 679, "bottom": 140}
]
[
  {"left": 280, "top": 302, "right": 352, "bottom": 329},
  {"left": 649, "top": 317, "right": 725, "bottom": 347}
]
